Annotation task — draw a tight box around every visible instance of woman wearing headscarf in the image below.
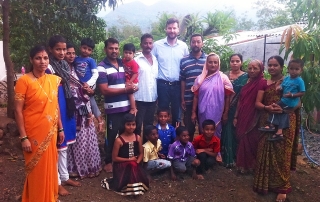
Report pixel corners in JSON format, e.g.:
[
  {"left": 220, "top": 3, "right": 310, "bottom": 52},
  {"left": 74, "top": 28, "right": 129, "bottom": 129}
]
[
  {"left": 191, "top": 53, "right": 234, "bottom": 161},
  {"left": 233, "top": 59, "right": 267, "bottom": 174}
]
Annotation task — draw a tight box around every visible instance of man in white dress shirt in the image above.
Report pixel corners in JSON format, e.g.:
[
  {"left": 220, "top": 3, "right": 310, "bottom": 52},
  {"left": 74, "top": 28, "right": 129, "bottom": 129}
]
[{"left": 134, "top": 33, "right": 158, "bottom": 135}]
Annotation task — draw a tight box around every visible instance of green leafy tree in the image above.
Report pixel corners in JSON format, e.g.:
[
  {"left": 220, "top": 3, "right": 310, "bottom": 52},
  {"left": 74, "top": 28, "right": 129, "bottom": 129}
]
[
  {"left": 255, "top": 0, "right": 295, "bottom": 29},
  {"left": 1, "top": 0, "right": 118, "bottom": 118},
  {"left": 280, "top": 0, "right": 320, "bottom": 116},
  {"left": 235, "top": 15, "right": 256, "bottom": 31},
  {"left": 203, "top": 11, "right": 237, "bottom": 36},
  {"left": 179, "top": 13, "right": 203, "bottom": 43},
  {"left": 92, "top": 41, "right": 106, "bottom": 63},
  {"left": 202, "top": 38, "right": 234, "bottom": 72},
  {"left": 150, "top": 12, "right": 177, "bottom": 41},
  {"left": 119, "top": 35, "right": 141, "bottom": 56}
]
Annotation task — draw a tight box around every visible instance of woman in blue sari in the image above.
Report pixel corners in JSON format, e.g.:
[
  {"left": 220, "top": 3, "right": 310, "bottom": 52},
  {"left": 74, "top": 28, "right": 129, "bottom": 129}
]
[{"left": 221, "top": 54, "right": 248, "bottom": 167}]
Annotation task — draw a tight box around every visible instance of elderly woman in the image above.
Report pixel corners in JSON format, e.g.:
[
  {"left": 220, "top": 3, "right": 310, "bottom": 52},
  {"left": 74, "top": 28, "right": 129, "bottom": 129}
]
[
  {"left": 191, "top": 52, "right": 234, "bottom": 162},
  {"left": 233, "top": 59, "right": 266, "bottom": 174},
  {"left": 253, "top": 56, "right": 300, "bottom": 202},
  {"left": 191, "top": 52, "right": 234, "bottom": 134},
  {"left": 15, "top": 45, "right": 63, "bottom": 201}
]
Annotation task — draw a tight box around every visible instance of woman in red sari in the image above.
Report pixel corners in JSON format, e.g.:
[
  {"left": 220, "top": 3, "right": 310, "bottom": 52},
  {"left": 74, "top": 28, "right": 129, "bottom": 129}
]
[
  {"left": 253, "top": 56, "right": 300, "bottom": 202},
  {"left": 233, "top": 60, "right": 266, "bottom": 174}
]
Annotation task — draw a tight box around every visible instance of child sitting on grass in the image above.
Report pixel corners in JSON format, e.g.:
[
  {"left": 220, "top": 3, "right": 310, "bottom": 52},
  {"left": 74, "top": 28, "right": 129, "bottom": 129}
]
[
  {"left": 155, "top": 108, "right": 176, "bottom": 156},
  {"left": 192, "top": 119, "right": 220, "bottom": 175},
  {"left": 168, "top": 126, "right": 202, "bottom": 180},
  {"left": 143, "top": 125, "right": 171, "bottom": 179}
]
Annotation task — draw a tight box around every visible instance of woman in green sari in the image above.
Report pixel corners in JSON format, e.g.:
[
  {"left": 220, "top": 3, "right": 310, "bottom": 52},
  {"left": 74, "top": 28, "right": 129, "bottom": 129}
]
[{"left": 221, "top": 54, "right": 248, "bottom": 167}]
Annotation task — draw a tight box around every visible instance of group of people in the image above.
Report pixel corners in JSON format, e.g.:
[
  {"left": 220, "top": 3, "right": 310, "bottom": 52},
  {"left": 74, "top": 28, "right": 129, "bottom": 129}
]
[{"left": 14, "top": 17, "right": 305, "bottom": 202}]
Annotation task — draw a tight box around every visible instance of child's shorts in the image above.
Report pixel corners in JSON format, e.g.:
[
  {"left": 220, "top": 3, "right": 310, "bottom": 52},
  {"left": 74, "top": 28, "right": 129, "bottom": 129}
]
[
  {"left": 146, "top": 159, "right": 171, "bottom": 170},
  {"left": 172, "top": 156, "right": 195, "bottom": 172}
]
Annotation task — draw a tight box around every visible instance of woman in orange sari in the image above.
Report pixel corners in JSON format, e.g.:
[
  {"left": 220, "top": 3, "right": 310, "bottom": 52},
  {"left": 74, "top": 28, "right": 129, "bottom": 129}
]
[{"left": 15, "top": 45, "right": 64, "bottom": 202}]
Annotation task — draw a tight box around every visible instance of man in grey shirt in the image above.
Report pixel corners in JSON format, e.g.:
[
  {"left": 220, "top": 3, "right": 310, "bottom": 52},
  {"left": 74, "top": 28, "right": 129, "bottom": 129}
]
[{"left": 152, "top": 17, "right": 189, "bottom": 125}]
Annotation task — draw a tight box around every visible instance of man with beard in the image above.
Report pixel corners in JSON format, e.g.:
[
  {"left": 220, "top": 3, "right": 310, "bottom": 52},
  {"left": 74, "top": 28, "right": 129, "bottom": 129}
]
[
  {"left": 180, "top": 34, "right": 206, "bottom": 141},
  {"left": 97, "top": 38, "right": 138, "bottom": 173},
  {"left": 134, "top": 34, "right": 158, "bottom": 135},
  {"left": 152, "top": 18, "right": 189, "bottom": 126}
]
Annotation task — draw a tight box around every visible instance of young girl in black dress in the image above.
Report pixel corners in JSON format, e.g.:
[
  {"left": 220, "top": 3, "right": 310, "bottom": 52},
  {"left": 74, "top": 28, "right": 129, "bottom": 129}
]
[{"left": 101, "top": 113, "right": 149, "bottom": 195}]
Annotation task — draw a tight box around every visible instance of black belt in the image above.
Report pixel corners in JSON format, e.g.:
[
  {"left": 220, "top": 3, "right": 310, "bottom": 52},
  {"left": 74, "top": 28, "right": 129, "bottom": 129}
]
[{"left": 157, "top": 79, "right": 180, "bottom": 86}]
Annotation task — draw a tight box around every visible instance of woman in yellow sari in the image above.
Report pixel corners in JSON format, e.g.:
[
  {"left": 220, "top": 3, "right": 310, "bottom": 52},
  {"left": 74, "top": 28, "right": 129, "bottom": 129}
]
[{"left": 15, "top": 45, "right": 64, "bottom": 202}]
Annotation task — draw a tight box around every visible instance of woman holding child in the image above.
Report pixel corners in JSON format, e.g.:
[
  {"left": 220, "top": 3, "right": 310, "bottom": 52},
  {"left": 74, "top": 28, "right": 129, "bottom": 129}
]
[
  {"left": 221, "top": 54, "right": 248, "bottom": 167},
  {"left": 253, "top": 56, "right": 300, "bottom": 202},
  {"left": 65, "top": 43, "right": 102, "bottom": 179},
  {"left": 233, "top": 59, "right": 266, "bottom": 174}
]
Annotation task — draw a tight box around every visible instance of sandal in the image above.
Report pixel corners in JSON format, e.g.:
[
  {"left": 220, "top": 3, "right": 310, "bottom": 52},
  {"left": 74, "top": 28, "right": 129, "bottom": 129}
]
[
  {"left": 258, "top": 125, "right": 276, "bottom": 132},
  {"left": 268, "top": 134, "right": 284, "bottom": 141}
]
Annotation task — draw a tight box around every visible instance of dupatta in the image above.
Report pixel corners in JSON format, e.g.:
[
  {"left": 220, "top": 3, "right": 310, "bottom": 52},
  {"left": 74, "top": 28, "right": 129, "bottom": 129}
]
[
  {"left": 236, "top": 60, "right": 266, "bottom": 138},
  {"left": 191, "top": 52, "right": 234, "bottom": 95}
]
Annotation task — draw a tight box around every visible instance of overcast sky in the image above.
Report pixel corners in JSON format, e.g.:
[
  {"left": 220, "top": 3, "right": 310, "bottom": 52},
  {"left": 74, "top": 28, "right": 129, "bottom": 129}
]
[{"left": 98, "top": 0, "right": 258, "bottom": 16}]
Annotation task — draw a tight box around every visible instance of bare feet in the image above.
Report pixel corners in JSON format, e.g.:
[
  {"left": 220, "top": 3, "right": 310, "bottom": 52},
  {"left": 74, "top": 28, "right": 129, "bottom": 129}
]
[
  {"left": 104, "top": 163, "right": 112, "bottom": 173},
  {"left": 276, "top": 193, "right": 286, "bottom": 202},
  {"left": 58, "top": 185, "right": 70, "bottom": 196},
  {"left": 197, "top": 174, "right": 204, "bottom": 180},
  {"left": 62, "top": 179, "right": 81, "bottom": 187}
]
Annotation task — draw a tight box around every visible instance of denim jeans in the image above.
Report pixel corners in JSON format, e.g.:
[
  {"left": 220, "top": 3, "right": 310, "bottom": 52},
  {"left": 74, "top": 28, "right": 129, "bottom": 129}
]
[
  {"left": 135, "top": 101, "right": 157, "bottom": 136},
  {"left": 157, "top": 81, "right": 181, "bottom": 124},
  {"left": 90, "top": 96, "right": 101, "bottom": 118}
]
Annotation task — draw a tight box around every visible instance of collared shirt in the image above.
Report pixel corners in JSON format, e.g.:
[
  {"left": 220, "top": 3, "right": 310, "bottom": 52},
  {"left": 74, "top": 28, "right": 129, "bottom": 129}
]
[
  {"left": 180, "top": 52, "right": 206, "bottom": 105},
  {"left": 143, "top": 139, "right": 162, "bottom": 162},
  {"left": 134, "top": 54, "right": 158, "bottom": 102},
  {"left": 167, "top": 140, "right": 196, "bottom": 162},
  {"left": 152, "top": 37, "right": 189, "bottom": 82},
  {"left": 156, "top": 123, "right": 176, "bottom": 156},
  {"left": 96, "top": 57, "right": 130, "bottom": 114},
  {"left": 192, "top": 134, "right": 221, "bottom": 153}
]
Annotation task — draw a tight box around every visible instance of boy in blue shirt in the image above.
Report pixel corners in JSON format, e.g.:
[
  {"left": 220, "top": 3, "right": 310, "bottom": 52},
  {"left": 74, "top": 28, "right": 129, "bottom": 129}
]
[
  {"left": 260, "top": 59, "right": 305, "bottom": 141},
  {"left": 155, "top": 109, "right": 176, "bottom": 156},
  {"left": 74, "top": 38, "right": 103, "bottom": 128}
]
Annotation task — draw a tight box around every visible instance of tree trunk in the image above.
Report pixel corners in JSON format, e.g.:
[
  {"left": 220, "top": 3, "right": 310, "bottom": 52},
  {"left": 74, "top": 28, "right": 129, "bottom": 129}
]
[{"left": 2, "top": 0, "right": 15, "bottom": 118}]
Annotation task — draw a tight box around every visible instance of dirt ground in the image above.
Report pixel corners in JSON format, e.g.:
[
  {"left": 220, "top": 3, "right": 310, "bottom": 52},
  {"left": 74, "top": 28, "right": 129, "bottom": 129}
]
[{"left": 1, "top": 106, "right": 320, "bottom": 202}]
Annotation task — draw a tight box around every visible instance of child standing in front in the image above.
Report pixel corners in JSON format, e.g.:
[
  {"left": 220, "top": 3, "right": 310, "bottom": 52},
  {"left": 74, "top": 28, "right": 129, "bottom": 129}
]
[
  {"left": 156, "top": 109, "right": 176, "bottom": 156},
  {"left": 168, "top": 126, "right": 202, "bottom": 180},
  {"left": 101, "top": 113, "right": 149, "bottom": 195},
  {"left": 122, "top": 43, "right": 139, "bottom": 115},
  {"left": 260, "top": 59, "right": 305, "bottom": 141},
  {"left": 143, "top": 125, "right": 171, "bottom": 177},
  {"left": 192, "top": 119, "right": 220, "bottom": 176},
  {"left": 74, "top": 38, "right": 103, "bottom": 129}
]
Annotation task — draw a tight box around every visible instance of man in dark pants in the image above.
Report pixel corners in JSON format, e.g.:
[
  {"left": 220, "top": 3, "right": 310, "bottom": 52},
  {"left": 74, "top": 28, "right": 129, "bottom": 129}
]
[
  {"left": 97, "top": 38, "right": 137, "bottom": 172},
  {"left": 152, "top": 17, "right": 189, "bottom": 125},
  {"left": 134, "top": 33, "right": 158, "bottom": 136},
  {"left": 180, "top": 34, "right": 206, "bottom": 141}
]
